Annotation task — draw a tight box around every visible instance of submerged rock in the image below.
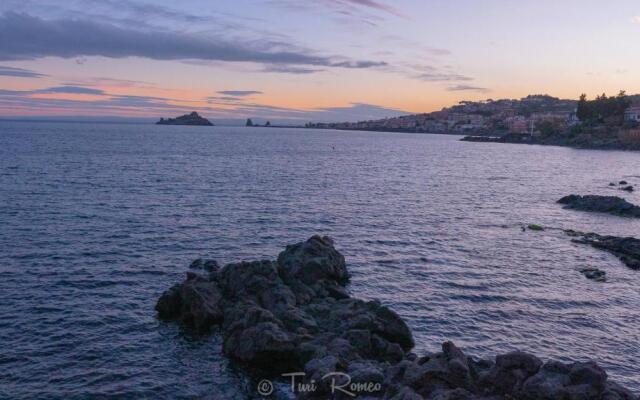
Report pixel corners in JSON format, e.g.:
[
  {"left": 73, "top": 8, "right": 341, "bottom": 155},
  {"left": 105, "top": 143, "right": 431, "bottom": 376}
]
[
  {"left": 570, "top": 233, "right": 640, "bottom": 271},
  {"left": 557, "top": 195, "right": 640, "bottom": 218},
  {"left": 527, "top": 224, "right": 545, "bottom": 231},
  {"left": 580, "top": 267, "right": 607, "bottom": 282},
  {"left": 621, "top": 185, "right": 635, "bottom": 192},
  {"left": 156, "top": 236, "right": 637, "bottom": 399}
]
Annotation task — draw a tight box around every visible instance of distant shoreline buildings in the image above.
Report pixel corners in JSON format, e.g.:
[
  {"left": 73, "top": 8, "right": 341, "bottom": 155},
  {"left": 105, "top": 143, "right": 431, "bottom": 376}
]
[{"left": 305, "top": 94, "right": 639, "bottom": 137}]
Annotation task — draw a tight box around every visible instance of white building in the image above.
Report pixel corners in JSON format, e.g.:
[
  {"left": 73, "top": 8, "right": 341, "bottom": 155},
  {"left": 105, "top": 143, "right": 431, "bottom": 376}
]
[
  {"left": 567, "top": 109, "right": 580, "bottom": 125},
  {"left": 624, "top": 106, "right": 640, "bottom": 122}
]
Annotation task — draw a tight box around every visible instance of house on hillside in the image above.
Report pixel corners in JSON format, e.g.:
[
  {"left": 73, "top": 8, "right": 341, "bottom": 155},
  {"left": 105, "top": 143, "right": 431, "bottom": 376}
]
[
  {"left": 505, "top": 116, "right": 529, "bottom": 134},
  {"left": 567, "top": 109, "right": 580, "bottom": 126},
  {"left": 624, "top": 106, "right": 640, "bottom": 122}
]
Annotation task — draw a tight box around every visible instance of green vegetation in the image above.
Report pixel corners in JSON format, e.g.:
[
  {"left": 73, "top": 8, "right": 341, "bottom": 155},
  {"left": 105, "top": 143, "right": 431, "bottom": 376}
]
[
  {"left": 537, "top": 120, "right": 562, "bottom": 138},
  {"left": 576, "top": 91, "right": 630, "bottom": 125},
  {"left": 516, "top": 94, "right": 572, "bottom": 117},
  {"left": 527, "top": 224, "right": 545, "bottom": 231}
]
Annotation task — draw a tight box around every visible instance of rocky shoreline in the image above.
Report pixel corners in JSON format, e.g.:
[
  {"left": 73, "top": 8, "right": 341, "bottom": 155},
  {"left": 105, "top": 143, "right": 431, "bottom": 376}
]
[
  {"left": 460, "top": 134, "right": 640, "bottom": 151},
  {"left": 156, "top": 236, "right": 637, "bottom": 399}
]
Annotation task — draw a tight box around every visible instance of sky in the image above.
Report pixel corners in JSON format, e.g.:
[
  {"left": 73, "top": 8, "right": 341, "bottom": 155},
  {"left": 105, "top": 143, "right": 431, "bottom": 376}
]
[{"left": 1, "top": 0, "right": 639, "bottom": 123}]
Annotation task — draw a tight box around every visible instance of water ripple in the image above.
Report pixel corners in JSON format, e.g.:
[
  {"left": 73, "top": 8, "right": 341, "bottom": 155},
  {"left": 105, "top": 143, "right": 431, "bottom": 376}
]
[{"left": 1, "top": 121, "right": 639, "bottom": 398}]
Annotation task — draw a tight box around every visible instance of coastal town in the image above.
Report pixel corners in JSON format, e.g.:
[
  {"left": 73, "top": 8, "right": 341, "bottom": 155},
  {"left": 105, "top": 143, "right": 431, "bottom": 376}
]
[{"left": 306, "top": 94, "right": 640, "bottom": 139}]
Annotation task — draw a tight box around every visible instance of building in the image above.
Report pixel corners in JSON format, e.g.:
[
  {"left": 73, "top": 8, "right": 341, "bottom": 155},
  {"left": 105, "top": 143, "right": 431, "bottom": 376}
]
[
  {"left": 567, "top": 109, "right": 580, "bottom": 126},
  {"left": 624, "top": 106, "right": 640, "bottom": 122},
  {"left": 530, "top": 112, "right": 566, "bottom": 123},
  {"left": 505, "top": 116, "right": 529, "bottom": 134}
]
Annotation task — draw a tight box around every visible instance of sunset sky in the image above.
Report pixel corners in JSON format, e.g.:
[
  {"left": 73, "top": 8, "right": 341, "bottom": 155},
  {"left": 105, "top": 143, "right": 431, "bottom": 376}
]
[{"left": 1, "top": 0, "right": 639, "bottom": 123}]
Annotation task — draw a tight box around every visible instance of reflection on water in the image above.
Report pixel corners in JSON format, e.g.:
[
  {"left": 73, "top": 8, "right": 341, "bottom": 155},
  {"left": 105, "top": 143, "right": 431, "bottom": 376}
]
[{"left": 1, "top": 121, "right": 639, "bottom": 398}]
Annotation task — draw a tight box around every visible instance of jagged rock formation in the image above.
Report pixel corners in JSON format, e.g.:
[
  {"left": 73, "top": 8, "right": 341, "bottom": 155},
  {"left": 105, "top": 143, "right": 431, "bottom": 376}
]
[
  {"left": 558, "top": 195, "right": 640, "bottom": 218},
  {"left": 156, "top": 112, "right": 214, "bottom": 126},
  {"left": 156, "top": 236, "right": 637, "bottom": 399}
]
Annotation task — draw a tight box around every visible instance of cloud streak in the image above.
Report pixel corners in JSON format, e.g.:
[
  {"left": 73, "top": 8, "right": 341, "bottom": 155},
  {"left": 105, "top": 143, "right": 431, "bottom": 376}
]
[
  {"left": 327, "top": 0, "right": 406, "bottom": 18},
  {"left": 0, "top": 65, "right": 47, "bottom": 78},
  {"left": 447, "top": 84, "right": 490, "bottom": 93},
  {"left": 262, "top": 65, "right": 323, "bottom": 74},
  {"left": 0, "top": 12, "right": 385, "bottom": 72},
  {"left": 37, "top": 86, "right": 106, "bottom": 95},
  {"left": 415, "top": 72, "right": 473, "bottom": 82},
  {"left": 217, "top": 90, "right": 262, "bottom": 96}
]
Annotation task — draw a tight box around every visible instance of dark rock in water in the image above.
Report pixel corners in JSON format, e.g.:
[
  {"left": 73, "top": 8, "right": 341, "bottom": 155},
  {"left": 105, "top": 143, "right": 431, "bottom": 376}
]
[
  {"left": 527, "top": 224, "right": 544, "bottom": 231},
  {"left": 460, "top": 135, "right": 505, "bottom": 143},
  {"left": 609, "top": 182, "right": 617, "bottom": 186},
  {"left": 156, "top": 112, "right": 214, "bottom": 126},
  {"left": 156, "top": 236, "right": 637, "bottom": 399},
  {"left": 156, "top": 235, "right": 413, "bottom": 377},
  {"left": 558, "top": 195, "right": 640, "bottom": 218},
  {"left": 619, "top": 181, "right": 628, "bottom": 185},
  {"left": 570, "top": 233, "right": 640, "bottom": 271},
  {"left": 481, "top": 351, "right": 543, "bottom": 394},
  {"left": 189, "top": 258, "right": 219, "bottom": 272},
  {"left": 579, "top": 267, "right": 607, "bottom": 282},
  {"left": 155, "top": 272, "right": 223, "bottom": 331},
  {"left": 385, "top": 342, "right": 635, "bottom": 400},
  {"left": 621, "top": 185, "right": 634, "bottom": 192}
]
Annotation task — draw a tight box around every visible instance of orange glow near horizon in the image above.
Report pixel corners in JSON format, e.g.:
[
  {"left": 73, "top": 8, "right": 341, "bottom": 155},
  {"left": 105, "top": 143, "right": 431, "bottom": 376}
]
[{"left": 1, "top": 1, "right": 639, "bottom": 121}]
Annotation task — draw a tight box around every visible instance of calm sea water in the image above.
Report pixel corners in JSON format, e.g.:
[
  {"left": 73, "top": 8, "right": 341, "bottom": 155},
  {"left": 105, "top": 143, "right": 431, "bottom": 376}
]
[{"left": 1, "top": 121, "right": 639, "bottom": 398}]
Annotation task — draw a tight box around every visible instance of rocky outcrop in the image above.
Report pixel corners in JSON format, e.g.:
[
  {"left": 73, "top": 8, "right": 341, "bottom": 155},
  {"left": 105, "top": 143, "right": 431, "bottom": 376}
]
[
  {"left": 567, "top": 231, "right": 640, "bottom": 270},
  {"left": 156, "top": 236, "right": 637, "bottom": 399},
  {"left": 157, "top": 236, "right": 412, "bottom": 373},
  {"left": 558, "top": 195, "right": 640, "bottom": 218},
  {"left": 156, "top": 111, "right": 214, "bottom": 126},
  {"left": 384, "top": 342, "right": 636, "bottom": 400}
]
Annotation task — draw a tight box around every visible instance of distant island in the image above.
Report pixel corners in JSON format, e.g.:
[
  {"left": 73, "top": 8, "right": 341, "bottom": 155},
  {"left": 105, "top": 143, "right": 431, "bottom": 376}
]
[{"left": 156, "top": 112, "right": 213, "bottom": 126}]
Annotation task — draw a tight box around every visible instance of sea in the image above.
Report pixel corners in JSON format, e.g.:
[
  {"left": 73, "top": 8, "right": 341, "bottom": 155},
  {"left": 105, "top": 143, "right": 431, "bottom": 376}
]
[{"left": 1, "top": 121, "right": 639, "bottom": 398}]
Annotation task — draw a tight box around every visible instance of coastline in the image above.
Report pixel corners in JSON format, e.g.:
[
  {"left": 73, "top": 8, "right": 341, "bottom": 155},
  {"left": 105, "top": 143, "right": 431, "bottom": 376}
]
[
  {"left": 461, "top": 134, "right": 640, "bottom": 151},
  {"left": 303, "top": 126, "right": 640, "bottom": 151}
]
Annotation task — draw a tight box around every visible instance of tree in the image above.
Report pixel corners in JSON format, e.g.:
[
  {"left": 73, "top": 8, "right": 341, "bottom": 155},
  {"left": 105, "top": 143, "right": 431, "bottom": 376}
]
[
  {"left": 246, "top": 118, "right": 253, "bottom": 127},
  {"left": 576, "top": 93, "right": 590, "bottom": 121},
  {"left": 265, "top": 121, "right": 271, "bottom": 127},
  {"left": 576, "top": 91, "right": 630, "bottom": 125},
  {"left": 537, "top": 120, "right": 559, "bottom": 137},
  {"left": 616, "top": 90, "right": 631, "bottom": 116}
]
